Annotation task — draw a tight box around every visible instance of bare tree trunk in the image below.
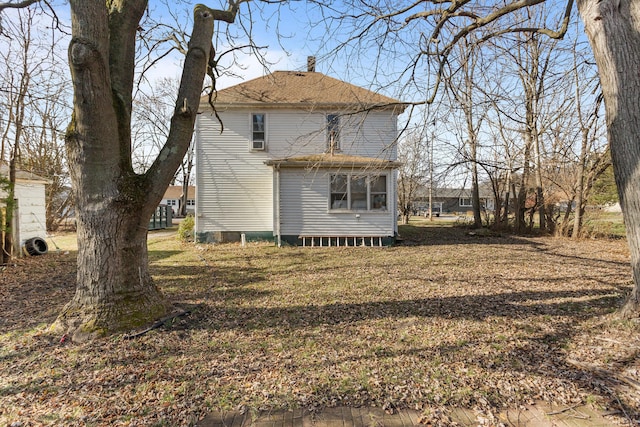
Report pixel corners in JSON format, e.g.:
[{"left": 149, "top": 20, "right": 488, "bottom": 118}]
[
  {"left": 2, "top": 11, "right": 32, "bottom": 262},
  {"left": 51, "top": 2, "right": 231, "bottom": 340},
  {"left": 533, "top": 138, "right": 546, "bottom": 231},
  {"left": 458, "top": 40, "right": 483, "bottom": 229},
  {"left": 572, "top": 137, "right": 587, "bottom": 239},
  {"left": 555, "top": 194, "right": 573, "bottom": 237},
  {"left": 516, "top": 142, "right": 531, "bottom": 233},
  {"left": 3, "top": 85, "right": 28, "bottom": 263},
  {"left": 470, "top": 155, "right": 482, "bottom": 228},
  {"left": 525, "top": 69, "right": 546, "bottom": 232},
  {"left": 2, "top": 153, "right": 17, "bottom": 264},
  {"left": 501, "top": 168, "right": 513, "bottom": 226},
  {"left": 579, "top": 0, "right": 640, "bottom": 317},
  {"left": 468, "top": 126, "right": 482, "bottom": 227},
  {"left": 489, "top": 173, "right": 502, "bottom": 228}
]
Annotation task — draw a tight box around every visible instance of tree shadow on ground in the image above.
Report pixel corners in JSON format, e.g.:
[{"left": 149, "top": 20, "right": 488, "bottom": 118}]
[
  {"left": 398, "top": 224, "right": 543, "bottom": 247},
  {"left": 147, "top": 249, "right": 187, "bottom": 262},
  {"left": 177, "top": 287, "right": 624, "bottom": 331},
  {"left": 2, "top": 234, "right": 636, "bottom": 424}
]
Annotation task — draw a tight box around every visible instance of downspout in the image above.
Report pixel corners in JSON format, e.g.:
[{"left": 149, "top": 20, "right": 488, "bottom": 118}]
[
  {"left": 274, "top": 164, "right": 281, "bottom": 247},
  {"left": 193, "top": 116, "right": 200, "bottom": 241},
  {"left": 392, "top": 170, "right": 398, "bottom": 236}
]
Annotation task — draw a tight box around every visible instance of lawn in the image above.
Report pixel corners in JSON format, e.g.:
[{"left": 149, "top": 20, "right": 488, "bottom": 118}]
[{"left": 1, "top": 224, "right": 639, "bottom": 426}]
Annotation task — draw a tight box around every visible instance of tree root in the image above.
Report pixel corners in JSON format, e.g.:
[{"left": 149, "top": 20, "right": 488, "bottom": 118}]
[
  {"left": 123, "top": 308, "right": 190, "bottom": 339},
  {"left": 619, "top": 289, "right": 639, "bottom": 319}
]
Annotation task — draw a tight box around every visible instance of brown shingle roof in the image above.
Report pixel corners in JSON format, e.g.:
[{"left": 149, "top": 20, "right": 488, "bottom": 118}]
[
  {"left": 163, "top": 185, "right": 195, "bottom": 200},
  {"left": 265, "top": 153, "right": 401, "bottom": 169},
  {"left": 204, "top": 71, "right": 404, "bottom": 111}
]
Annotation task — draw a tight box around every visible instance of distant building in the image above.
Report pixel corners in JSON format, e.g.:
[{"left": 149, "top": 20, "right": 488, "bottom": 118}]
[
  {"left": 161, "top": 185, "right": 195, "bottom": 216},
  {"left": 412, "top": 187, "right": 495, "bottom": 215}
]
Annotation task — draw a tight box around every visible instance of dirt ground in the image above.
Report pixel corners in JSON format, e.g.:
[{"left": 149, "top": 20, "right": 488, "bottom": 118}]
[{"left": 1, "top": 226, "right": 639, "bottom": 426}]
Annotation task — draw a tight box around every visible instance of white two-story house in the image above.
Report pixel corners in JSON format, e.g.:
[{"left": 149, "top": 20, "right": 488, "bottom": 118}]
[{"left": 195, "top": 63, "right": 405, "bottom": 246}]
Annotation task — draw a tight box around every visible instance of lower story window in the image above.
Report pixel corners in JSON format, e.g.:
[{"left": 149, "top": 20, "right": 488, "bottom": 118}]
[{"left": 330, "top": 174, "right": 388, "bottom": 211}]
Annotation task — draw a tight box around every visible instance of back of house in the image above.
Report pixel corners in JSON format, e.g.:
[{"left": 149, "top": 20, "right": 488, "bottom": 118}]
[{"left": 195, "top": 63, "right": 405, "bottom": 246}]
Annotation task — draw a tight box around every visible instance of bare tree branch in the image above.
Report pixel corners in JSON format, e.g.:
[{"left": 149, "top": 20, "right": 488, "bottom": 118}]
[{"left": 0, "top": 0, "right": 40, "bottom": 12}]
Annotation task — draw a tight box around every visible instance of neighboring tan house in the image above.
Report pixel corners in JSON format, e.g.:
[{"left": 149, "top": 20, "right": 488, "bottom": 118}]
[
  {"left": 161, "top": 185, "right": 195, "bottom": 216},
  {"left": 195, "top": 62, "right": 405, "bottom": 246},
  {"left": 0, "top": 164, "right": 49, "bottom": 254}
]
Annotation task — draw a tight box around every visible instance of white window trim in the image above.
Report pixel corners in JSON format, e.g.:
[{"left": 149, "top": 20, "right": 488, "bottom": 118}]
[
  {"left": 329, "top": 173, "right": 388, "bottom": 212},
  {"left": 459, "top": 197, "right": 472, "bottom": 207},
  {"left": 326, "top": 114, "right": 341, "bottom": 153},
  {"left": 251, "top": 112, "right": 266, "bottom": 151}
]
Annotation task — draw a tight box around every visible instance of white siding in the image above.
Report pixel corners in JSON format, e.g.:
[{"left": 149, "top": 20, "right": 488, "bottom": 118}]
[
  {"left": 196, "top": 111, "right": 273, "bottom": 233},
  {"left": 15, "top": 181, "right": 47, "bottom": 244},
  {"left": 196, "top": 107, "right": 399, "bottom": 236},
  {"left": 264, "top": 109, "right": 398, "bottom": 159},
  {"left": 278, "top": 169, "right": 395, "bottom": 237}
]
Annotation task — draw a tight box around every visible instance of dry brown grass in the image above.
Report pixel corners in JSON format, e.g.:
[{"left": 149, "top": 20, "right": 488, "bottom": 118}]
[{"left": 1, "top": 224, "right": 638, "bottom": 426}]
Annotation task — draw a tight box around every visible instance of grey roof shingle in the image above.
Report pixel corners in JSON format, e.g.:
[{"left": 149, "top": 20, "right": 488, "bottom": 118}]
[{"left": 0, "top": 163, "right": 49, "bottom": 183}]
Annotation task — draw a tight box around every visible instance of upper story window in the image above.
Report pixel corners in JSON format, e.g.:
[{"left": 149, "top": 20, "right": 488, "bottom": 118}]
[
  {"left": 330, "top": 174, "right": 388, "bottom": 211},
  {"left": 251, "top": 113, "right": 265, "bottom": 150},
  {"left": 327, "top": 114, "right": 340, "bottom": 153}
]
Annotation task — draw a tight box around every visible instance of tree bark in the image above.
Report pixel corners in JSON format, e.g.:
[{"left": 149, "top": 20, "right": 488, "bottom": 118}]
[
  {"left": 515, "top": 141, "right": 532, "bottom": 233},
  {"left": 2, "top": 155, "right": 17, "bottom": 264},
  {"left": 52, "top": 2, "right": 221, "bottom": 340},
  {"left": 470, "top": 141, "right": 482, "bottom": 228},
  {"left": 524, "top": 37, "right": 546, "bottom": 232},
  {"left": 572, "top": 131, "right": 588, "bottom": 239},
  {"left": 579, "top": 0, "right": 640, "bottom": 317}
]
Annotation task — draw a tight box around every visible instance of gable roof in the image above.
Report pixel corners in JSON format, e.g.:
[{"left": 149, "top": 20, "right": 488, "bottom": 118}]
[
  {"left": 412, "top": 186, "right": 494, "bottom": 200},
  {"left": 203, "top": 71, "right": 405, "bottom": 112},
  {"left": 163, "top": 185, "right": 195, "bottom": 200},
  {"left": 0, "top": 163, "right": 49, "bottom": 184}
]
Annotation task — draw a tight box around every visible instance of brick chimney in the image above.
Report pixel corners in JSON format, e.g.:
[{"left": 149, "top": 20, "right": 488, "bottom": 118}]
[{"left": 307, "top": 56, "right": 316, "bottom": 72}]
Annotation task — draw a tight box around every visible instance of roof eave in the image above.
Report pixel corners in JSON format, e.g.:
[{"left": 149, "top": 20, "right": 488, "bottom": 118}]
[
  {"left": 265, "top": 159, "right": 402, "bottom": 169},
  {"left": 199, "top": 101, "right": 407, "bottom": 114}
]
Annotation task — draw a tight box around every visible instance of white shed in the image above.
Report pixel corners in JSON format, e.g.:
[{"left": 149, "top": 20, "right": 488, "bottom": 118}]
[{"left": 1, "top": 164, "right": 49, "bottom": 255}]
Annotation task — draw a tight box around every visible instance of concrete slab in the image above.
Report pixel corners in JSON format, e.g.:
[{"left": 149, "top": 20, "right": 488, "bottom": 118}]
[{"left": 196, "top": 404, "right": 617, "bottom": 426}]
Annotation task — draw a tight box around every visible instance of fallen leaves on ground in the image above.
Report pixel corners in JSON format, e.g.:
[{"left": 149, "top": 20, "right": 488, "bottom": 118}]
[{"left": 1, "top": 226, "right": 638, "bottom": 426}]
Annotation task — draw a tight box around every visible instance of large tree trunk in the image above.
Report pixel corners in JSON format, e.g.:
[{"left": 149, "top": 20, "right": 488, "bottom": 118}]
[
  {"left": 52, "top": 1, "right": 222, "bottom": 340},
  {"left": 53, "top": 206, "right": 168, "bottom": 340},
  {"left": 579, "top": 0, "right": 640, "bottom": 317}
]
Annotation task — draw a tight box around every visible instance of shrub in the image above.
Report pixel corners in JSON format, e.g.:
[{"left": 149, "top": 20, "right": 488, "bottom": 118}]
[{"left": 177, "top": 214, "right": 194, "bottom": 241}]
